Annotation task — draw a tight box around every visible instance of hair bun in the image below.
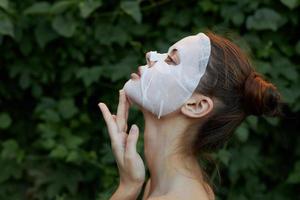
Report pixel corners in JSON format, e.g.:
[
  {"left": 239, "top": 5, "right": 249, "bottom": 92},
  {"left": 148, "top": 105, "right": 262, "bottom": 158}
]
[{"left": 243, "top": 71, "right": 283, "bottom": 117}]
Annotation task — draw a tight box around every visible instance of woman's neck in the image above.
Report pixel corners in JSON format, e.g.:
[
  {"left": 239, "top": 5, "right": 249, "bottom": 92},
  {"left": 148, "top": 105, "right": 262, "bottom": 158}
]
[{"left": 142, "top": 112, "right": 204, "bottom": 197}]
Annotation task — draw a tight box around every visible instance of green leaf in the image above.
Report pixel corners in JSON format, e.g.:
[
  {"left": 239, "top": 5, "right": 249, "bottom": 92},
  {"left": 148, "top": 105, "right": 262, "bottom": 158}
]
[
  {"left": 287, "top": 161, "right": 300, "bottom": 183},
  {"left": 104, "top": 55, "right": 137, "bottom": 81},
  {"left": 35, "top": 23, "right": 58, "bottom": 48},
  {"left": 220, "top": 5, "right": 245, "bottom": 26},
  {"left": 246, "top": 116, "right": 258, "bottom": 130},
  {"left": 217, "top": 149, "right": 231, "bottom": 166},
  {"left": 50, "top": 0, "right": 76, "bottom": 14},
  {"left": 0, "top": 0, "right": 9, "bottom": 10},
  {"left": 40, "top": 109, "right": 60, "bottom": 123},
  {"left": 50, "top": 144, "right": 68, "bottom": 159},
  {"left": 0, "top": 161, "right": 12, "bottom": 183},
  {"left": 1, "top": 140, "right": 24, "bottom": 163},
  {"left": 52, "top": 15, "right": 77, "bottom": 37},
  {"left": 45, "top": 168, "right": 82, "bottom": 197},
  {"left": 40, "top": 138, "right": 56, "bottom": 150},
  {"left": 79, "top": 0, "right": 102, "bottom": 18},
  {"left": 94, "top": 23, "right": 130, "bottom": 46},
  {"left": 0, "top": 160, "right": 22, "bottom": 183},
  {"left": 272, "top": 56, "right": 298, "bottom": 82},
  {"left": 198, "top": 0, "right": 219, "bottom": 12},
  {"left": 1, "top": 140, "right": 18, "bottom": 158},
  {"left": 19, "top": 72, "right": 30, "bottom": 89},
  {"left": 20, "top": 38, "right": 32, "bottom": 56},
  {"left": 254, "top": 60, "right": 272, "bottom": 74},
  {"left": 76, "top": 66, "right": 103, "bottom": 87},
  {"left": 37, "top": 123, "right": 57, "bottom": 138},
  {"left": 23, "top": 2, "right": 51, "bottom": 15},
  {"left": 0, "top": 112, "right": 12, "bottom": 129},
  {"left": 280, "top": 0, "right": 299, "bottom": 9},
  {"left": 232, "top": 12, "right": 245, "bottom": 26},
  {"left": 0, "top": 12, "right": 14, "bottom": 37},
  {"left": 65, "top": 135, "right": 83, "bottom": 149},
  {"left": 66, "top": 151, "right": 79, "bottom": 162},
  {"left": 58, "top": 99, "right": 78, "bottom": 119},
  {"left": 295, "top": 41, "right": 300, "bottom": 55},
  {"left": 120, "top": 1, "right": 142, "bottom": 23},
  {"left": 235, "top": 124, "right": 249, "bottom": 142},
  {"left": 264, "top": 117, "right": 279, "bottom": 126},
  {"left": 246, "top": 8, "right": 286, "bottom": 31},
  {"left": 31, "top": 84, "right": 43, "bottom": 98}
]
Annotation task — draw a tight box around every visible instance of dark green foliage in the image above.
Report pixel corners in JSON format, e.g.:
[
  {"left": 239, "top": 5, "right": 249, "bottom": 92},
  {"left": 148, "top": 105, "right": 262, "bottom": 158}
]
[{"left": 0, "top": 0, "right": 299, "bottom": 199}]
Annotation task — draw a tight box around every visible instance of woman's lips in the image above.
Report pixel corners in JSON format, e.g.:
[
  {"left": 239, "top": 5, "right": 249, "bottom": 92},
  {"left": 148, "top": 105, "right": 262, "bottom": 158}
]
[
  {"left": 130, "top": 67, "right": 142, "bottom": 80},
  {"left": 130, "top": 72, "right": 140, "bottom": 80}
]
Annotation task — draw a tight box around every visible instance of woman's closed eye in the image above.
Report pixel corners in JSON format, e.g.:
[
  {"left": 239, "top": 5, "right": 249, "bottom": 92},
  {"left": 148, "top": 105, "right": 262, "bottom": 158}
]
[
  {"left": 165, "top": 48, "right": 180, "bottom": 65},
  {"left": 165, "top": 55, "right": 177, "bottom": 65}
]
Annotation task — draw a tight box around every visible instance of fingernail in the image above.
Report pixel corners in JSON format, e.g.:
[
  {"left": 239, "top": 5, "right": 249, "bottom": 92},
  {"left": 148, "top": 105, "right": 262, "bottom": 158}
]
[
  {"left": 98, "top": 102, "right": 103, "bottom": 108},
  {"left": 131, "top": 124, "right": 138, "bottom": 132}
]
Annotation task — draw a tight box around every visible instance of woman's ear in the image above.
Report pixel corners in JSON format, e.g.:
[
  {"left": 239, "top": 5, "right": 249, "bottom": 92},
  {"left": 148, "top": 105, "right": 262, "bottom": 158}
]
[{"left": 181, "top": 93, "right": 214, "bottom": 118}]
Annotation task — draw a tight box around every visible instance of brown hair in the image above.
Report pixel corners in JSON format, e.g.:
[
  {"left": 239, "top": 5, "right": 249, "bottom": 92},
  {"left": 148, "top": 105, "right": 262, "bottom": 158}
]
[
  {"left": 192, "top": 30, "right": 284, "bottom": 155},
  {"left": 187, "top": 31, "right": 285, "bottom": 197}
]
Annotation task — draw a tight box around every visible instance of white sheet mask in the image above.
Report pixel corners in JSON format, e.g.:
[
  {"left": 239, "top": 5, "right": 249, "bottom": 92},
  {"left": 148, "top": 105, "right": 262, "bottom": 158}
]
[{"left": 123, "top": 32, "right": 211, "bottom": 119}]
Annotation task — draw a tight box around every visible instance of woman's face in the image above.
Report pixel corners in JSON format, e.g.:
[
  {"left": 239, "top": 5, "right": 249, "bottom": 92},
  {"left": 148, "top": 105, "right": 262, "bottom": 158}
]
[{"left": 123, "top": 33, "right": 211, "bottom": 119}]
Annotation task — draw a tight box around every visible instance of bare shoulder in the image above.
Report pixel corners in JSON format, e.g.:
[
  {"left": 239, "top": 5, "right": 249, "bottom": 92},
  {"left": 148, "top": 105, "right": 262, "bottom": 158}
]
[
  {"left": 147, "top": 190, "right": 214, "bottom": 200},
  {"left": 147, "top": 193, "right": 178, "bottom": 200},
  {"left": 146, "top": 189, "right": 214, "bottom": 200},
  {"left": 143, "top": 179, "right": 173, "bottom": 200},
  {"left": 147, "top": 196, "right": 174, "bottom": 200},
  {"left": 143, "top": 178, "right": 215, "bottom": 200}
]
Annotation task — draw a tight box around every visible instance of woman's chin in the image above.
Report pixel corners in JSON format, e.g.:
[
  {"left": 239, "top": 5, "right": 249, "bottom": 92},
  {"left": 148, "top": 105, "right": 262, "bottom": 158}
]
[
  {"left": 123, "top": 83, "right": 151, "bottom": 114},
  {"left": 129, "top": 100, "right": 149, "bottom": 114},
  {"left": 126, "top": 95, "right": 143, "bottom": 111},
  {"left": 127, "top": 98, "right": 157, "bottom": 118}
]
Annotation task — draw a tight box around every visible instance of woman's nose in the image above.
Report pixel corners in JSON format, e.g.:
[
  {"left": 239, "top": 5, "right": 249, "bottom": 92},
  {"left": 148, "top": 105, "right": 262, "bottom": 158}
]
[{"left": 146, "top": 52, "right": 156, "bottom": 68}]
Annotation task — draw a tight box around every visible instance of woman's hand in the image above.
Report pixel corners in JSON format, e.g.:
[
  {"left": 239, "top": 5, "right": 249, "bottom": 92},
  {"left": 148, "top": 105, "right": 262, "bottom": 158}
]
[{"left": 98, "top": 89, "right": 145, "bottom": 190}]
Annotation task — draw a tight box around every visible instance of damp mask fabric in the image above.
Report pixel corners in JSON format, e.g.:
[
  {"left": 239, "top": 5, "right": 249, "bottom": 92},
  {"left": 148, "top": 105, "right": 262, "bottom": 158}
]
[{"left": 123, "top": 33, "right": 211, "bottom": 119}]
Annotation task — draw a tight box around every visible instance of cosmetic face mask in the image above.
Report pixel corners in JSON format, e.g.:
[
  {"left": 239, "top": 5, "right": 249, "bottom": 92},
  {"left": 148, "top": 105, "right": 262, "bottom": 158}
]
[{"left": 123, "top": 32, "right": 211, "bottom": 119}]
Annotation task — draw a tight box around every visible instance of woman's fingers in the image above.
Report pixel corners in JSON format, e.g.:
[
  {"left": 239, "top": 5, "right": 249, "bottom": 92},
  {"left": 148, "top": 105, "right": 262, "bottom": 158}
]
[
  {"left": 116, "top": 89, "right": 128, "bottom": 132},
  {"left": 99, "top": 104, "right": 126, "bottom": 166},
  {"left": 124, "top": 94, "right": 130, "bottom": 123},
  {"left": 125, "top": 124, "right": 139, "bottom": 157},
  {"left": 98, "top": 103, "right": 118, "bottom": 140}
]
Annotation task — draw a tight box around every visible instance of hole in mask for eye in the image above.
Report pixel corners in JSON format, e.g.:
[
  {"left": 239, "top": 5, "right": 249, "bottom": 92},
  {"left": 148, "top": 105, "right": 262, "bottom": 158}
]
[
  {"left": 164, "top": 55, "right": 178, "bottom": 65},
  {"left": 165, "top": 48, "right": 179, "bottom": 65}
]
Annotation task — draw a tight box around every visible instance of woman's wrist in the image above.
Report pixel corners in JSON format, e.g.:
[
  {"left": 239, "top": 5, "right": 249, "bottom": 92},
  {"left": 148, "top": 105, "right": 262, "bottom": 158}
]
[{"left": 110, "top": 182, "right": 144, "bottom": 200}]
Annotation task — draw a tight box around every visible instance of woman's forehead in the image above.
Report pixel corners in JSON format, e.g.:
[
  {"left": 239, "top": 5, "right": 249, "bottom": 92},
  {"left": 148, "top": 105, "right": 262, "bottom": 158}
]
[{"left": 168, "top": 35, "right": 200, "bottom": 53}]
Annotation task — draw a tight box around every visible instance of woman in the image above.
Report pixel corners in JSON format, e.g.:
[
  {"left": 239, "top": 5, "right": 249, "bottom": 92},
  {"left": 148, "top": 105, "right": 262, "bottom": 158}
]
[{"left": 98, "top": 31, "right": 283, "bottom": 200}]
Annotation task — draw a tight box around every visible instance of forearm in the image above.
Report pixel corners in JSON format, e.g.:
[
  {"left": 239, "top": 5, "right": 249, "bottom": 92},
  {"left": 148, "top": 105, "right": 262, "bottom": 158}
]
[{"left": 110, "top": 183, "right": 143, "bottom": 200}]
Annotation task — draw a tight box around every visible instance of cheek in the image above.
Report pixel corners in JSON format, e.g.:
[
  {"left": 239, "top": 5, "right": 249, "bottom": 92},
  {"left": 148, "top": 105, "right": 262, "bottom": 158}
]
[
  {"left": 144, "top": 70, "right": 178, "bottom": 94},
  {"left": 138, "top": 66, "right": 183, "bottom": 101},
  {"left": 155, "top": 64, "right": 171, "bottom": 74}
]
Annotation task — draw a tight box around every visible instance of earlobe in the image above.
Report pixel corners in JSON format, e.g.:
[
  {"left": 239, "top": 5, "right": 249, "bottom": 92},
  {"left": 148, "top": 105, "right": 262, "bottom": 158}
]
[{"left": 181, "top": 95, "right": 213, "bottom": 119}]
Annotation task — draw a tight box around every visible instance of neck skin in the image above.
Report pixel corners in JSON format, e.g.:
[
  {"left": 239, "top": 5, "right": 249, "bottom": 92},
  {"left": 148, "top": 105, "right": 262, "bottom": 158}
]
[{"left": 141, "top": 109, "right": 205, "bottom": 197}]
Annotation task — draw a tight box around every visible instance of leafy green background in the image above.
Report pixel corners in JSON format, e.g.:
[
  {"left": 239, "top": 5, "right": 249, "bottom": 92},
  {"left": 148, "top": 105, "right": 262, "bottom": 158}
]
[{"left": 0, "top": 0, "right": 299, "bottom": 199}]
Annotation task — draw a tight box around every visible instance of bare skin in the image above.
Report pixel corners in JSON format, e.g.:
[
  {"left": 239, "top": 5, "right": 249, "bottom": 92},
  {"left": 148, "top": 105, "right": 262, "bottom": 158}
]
[
  {"left": 139, "top": 93, "right": 215, "bottom": 200},
  {"left": 99, "top": 50, "right": 215, "bottom": 200}
]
